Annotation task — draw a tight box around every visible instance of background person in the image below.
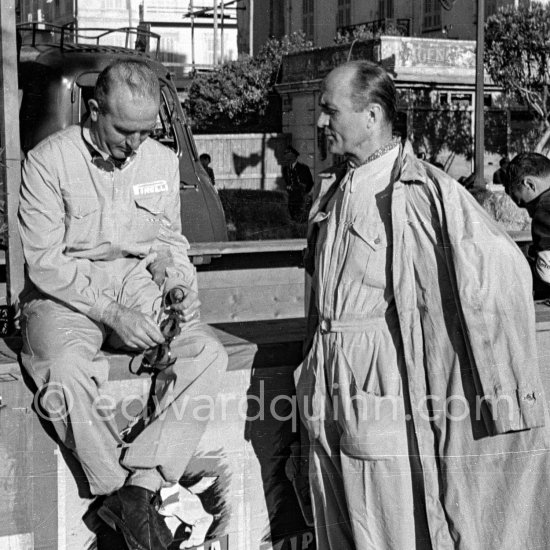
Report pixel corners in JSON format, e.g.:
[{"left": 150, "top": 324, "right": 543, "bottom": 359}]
[
  {"left": 296, "top": 60, "right": 550, "bottom": 550},
  {"left": 505, "top": 152, "right": 550, "bottom": 292},
  {"left": 282, "top": 146, "right": 314, "bottom": 222},
  {"left": 199, "top": 152, "right": 216, "bottom": 185},
  {"left": 493, "top": 156, "right": 510, "bottom": 185},
  {"left": 18, "top": 60, "right": 228, "bottom": 550}
]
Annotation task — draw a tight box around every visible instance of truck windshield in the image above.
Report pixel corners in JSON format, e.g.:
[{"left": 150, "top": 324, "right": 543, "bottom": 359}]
[{"left": 152, "top": 87, "right": 178, "bottom": 152}]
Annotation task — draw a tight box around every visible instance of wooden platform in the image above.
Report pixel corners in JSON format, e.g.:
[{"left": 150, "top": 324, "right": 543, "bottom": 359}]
[{"left": 0, "top": 318, "right": 312, "bottom": 550}]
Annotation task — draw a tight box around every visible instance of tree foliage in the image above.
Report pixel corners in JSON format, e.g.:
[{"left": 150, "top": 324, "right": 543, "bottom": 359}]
[
  {"left": 185, "top": 32, "right": 312, "bottom": 132},
  {"left": 485, "top": 3, "right": 550, "bottom": 133},
  {"left": 412, "top": 107, "right": 473, "bottom": 167}
]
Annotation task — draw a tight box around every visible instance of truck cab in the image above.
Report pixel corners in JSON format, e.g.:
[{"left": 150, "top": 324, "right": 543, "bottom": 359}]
[{"left": 17, "top": 23, "right": 228, "bottom": 243}]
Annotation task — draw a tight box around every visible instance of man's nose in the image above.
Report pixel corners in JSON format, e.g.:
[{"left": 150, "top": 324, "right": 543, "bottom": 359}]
[
  {"left": 126, "top": 133, "right": 141, "bottom": 151},
  {"left": 317, "top": 112, "right": 328, "bottom": 128}
]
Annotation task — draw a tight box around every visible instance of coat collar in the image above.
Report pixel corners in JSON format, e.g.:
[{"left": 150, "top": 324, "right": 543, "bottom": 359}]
[
  {"left": 316, "top": 139, "right": 430, "bottom": 195},
  {"left": 396, "top": 140, "right": 429, "bottom": 186}
]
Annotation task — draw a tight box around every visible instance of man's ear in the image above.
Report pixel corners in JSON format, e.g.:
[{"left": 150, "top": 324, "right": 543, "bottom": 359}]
[
  {"left": 522, "top": 176, "right": 538, "bottom": 192},
  {"left": 366, "top": 103, "right": 384, "bottom": 128},
  {"left": 88, "top": 99, "right": 100, "bottom": 122}
]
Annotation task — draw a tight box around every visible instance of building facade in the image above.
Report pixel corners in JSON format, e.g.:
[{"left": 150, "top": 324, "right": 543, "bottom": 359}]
[
  {"left": 255, "top": 0, "right": 547, "bottom": 184},
  {"left": 17, "top": 0, "right": 241, "bottom": 81},
  {"left": 251, "top": 0, "right": 542, "bottom": 53},
  {"left": 275, "top": 35, "right": 510, "bottom": 183}
]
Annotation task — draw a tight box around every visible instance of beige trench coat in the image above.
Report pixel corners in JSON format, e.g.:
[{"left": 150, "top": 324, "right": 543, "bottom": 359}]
[{"left": 299, "top": 142, "right": 550, "bottom": 549}]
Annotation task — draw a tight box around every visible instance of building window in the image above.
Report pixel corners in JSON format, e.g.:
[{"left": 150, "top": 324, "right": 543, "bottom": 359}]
[
  {"left": 379, "top": 0, "right": 394, "bottom": 19},
  {"left": 337, "top": 0, "right": 351, "bottom": 28},
  {"left": 303, "top": 0, "right": 314, "bottom": 41},
  {"left": 104, "top": 0, "right": 124, "bottom": 9},
  {"left": 485, "top": 0, "right": 498, "bottom": 18},
  {"left": 423, "top": 0, "right": 441, "bottom": 31},
  {"left": 270, "top": 0, "right": 285, "bottom": 38}
]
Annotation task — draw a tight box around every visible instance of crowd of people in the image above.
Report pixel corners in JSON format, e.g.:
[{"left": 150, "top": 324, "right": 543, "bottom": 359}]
[{"left": 17, "top": 57, "right": 550, "bottom": 550}]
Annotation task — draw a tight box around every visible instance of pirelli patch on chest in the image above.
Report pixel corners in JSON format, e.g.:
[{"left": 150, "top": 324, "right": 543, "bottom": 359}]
[{"left": 133, "top": 180, "right": 169, "bottom": 196}]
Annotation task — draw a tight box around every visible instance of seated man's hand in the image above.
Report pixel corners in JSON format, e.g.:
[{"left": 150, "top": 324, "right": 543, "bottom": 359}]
[
  {"left": 102, "top": 302, "right": 165, "bottom": 350},
  {"left": 168, "top": 287, "right": 201, "bottom": 323},
  {"left": 146, "top": 247, "right": 174, "bottom": 287}
]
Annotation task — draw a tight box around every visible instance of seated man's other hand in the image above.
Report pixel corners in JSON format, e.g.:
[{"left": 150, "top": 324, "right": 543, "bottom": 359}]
[
  {"left": 146, "top": 247, "right": 174, "bottom": 287},
  {"left": 169, "top": 288, "right": 201, "bottom": 323},
  {"left": 102, "top": 302, "right": 165, "bottom": 350}
]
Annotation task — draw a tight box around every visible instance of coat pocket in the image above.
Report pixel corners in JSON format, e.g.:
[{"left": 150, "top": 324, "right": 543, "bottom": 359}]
[
  {"left": 339, "top": 392, "right": 408, "bottom": 461},
  {"left": 332, "top": 340, "right": 407, "bottom": 461}
]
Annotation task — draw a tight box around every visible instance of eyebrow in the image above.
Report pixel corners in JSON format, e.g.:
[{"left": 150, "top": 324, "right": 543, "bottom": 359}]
[{"left": 319, "top": 97, "right": 335, "bottom": 109}]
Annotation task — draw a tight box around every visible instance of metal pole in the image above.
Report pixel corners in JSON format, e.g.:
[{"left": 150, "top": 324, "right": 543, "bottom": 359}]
[
  {"left": 213, "top": 0, "right": 218, "bottom": 65},
  {"left": 190, "top": 0, "right": 195, "bottom": 69},
  {"left": 249, "top": 0, "right": 253, "bottom": 56},
  {"left": 220, "top": 0, "right": 224, "bottom": 62},
  {"left": 474, "top": 0, "right": 485, "bottom": 188},
  {"left": 0, "top": 0, "right": 24, "bottom": 313}
]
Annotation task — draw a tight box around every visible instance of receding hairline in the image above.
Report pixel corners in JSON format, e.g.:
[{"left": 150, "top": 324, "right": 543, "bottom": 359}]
[
  {"left": 104, "top": 81, "right": 159, "bottom": 106},
  {"left": 94, "top": 60, "right": 160, "bottom": 112},
  {"left": 322, "top": 61, "right": 396, "bottom": 122},
  {"left": 322, "top": 64, "right": 356, "bottom": 92}
]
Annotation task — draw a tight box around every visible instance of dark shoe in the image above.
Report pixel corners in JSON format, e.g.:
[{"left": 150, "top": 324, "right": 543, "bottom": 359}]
[
  {"left": 98, "top": 486, "right": 173, "bottom": 550},
  {"left": 83, "top": 496, "right": 129, "bottom": 549}
]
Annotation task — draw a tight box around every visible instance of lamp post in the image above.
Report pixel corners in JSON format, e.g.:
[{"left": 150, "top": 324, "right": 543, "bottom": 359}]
[{"left": 474, "top": 0, "right": 485, "bottom": 188}]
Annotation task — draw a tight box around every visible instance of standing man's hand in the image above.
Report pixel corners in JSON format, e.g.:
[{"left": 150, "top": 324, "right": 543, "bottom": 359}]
[{"left": 101, "top": 302, "right": 165, "bottom": 350}]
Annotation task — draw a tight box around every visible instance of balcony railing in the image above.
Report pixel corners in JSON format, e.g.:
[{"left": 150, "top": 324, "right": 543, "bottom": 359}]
[{"left": 337, "top": 18, "right": 411, "bottom": 38}]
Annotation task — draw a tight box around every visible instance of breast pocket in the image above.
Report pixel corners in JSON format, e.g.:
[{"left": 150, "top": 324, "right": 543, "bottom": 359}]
[
  {"left": 65, "top": 197, "right": 101, "bottom": 248},
  {"left": 342, "top": 218, "right": 392, "bottom": 289},
  {"left": 134, "top": 194, "right": 166, "bottom": 217},
  {"left": 133, "top": 194, "right": 169, "bottom": 243}
]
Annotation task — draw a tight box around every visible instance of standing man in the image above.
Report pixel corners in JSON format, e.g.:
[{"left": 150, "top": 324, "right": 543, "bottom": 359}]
[
  {"left": 296, "top": 60, "right": 550, "bottom": 549},
  {"left": 504, "top": 152, "right": 550, "bottom": 288},
  {"left": 282, "top": 146, "right": 314, "bottom": 222},
  {"left": 18, "top": 60, "right": 228, "bottom": 550}
]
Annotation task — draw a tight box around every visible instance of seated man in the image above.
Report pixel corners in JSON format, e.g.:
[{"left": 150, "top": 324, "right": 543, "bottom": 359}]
[
  {"left": 18, "top": 59, "right": 228, "bottom": 550},
  {"left": 506, "top": 152, "right": 550, "bottom": 288}
]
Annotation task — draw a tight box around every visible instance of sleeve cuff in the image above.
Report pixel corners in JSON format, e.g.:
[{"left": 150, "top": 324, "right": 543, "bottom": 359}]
[
  {"left": 483, "top": 388, "right": 546, "bottom": 434},
  {"left": 89, "top": 296, "right": 117, "bottom": 323}
]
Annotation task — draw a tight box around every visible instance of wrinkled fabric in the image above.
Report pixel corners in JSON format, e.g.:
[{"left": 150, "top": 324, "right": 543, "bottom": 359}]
[
  {"left": 18, "top": 125, "right": 197, "bottom": 321},
  {"left": 296, "top": 142, "right": 550, "bottom": 550}
]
